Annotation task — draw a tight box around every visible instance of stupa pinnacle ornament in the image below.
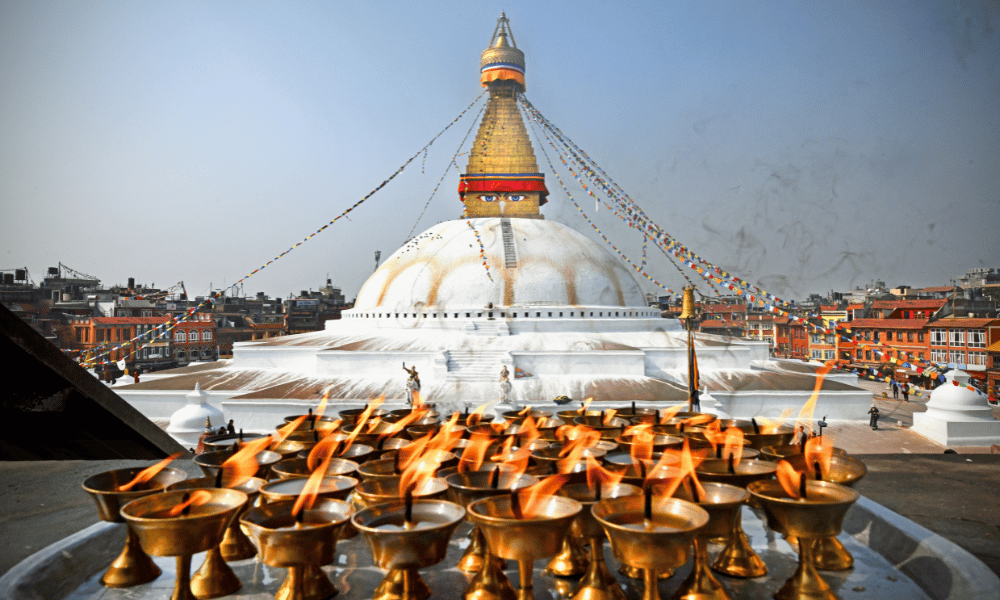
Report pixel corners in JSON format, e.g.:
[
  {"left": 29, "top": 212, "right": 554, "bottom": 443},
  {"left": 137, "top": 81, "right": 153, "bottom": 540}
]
[{"left": 460, "top": 12, "right": 548, "bottom": 219}]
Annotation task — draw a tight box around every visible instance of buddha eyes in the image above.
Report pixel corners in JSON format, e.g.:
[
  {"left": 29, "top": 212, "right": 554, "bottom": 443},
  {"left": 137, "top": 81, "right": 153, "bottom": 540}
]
[{"left": 477, "top": 194, "right": 526, "bottom": 202}]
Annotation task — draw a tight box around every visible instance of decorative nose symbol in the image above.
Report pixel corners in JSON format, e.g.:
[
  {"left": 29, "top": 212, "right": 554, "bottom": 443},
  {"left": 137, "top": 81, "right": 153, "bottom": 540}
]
[{"left": 499, "top": 200, "right": 506, "bottom": 214}]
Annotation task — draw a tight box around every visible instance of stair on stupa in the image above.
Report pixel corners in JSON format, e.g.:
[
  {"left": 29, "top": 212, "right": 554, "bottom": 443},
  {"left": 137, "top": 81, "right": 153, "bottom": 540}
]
[{"left": 444, "top": 350, "right": 510, "bottom": 382}]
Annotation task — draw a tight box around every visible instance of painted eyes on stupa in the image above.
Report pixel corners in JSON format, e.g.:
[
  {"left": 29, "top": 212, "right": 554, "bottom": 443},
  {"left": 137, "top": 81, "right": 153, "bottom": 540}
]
[{"left": 477, "top": 194, "right": 526, "bottom": 202}]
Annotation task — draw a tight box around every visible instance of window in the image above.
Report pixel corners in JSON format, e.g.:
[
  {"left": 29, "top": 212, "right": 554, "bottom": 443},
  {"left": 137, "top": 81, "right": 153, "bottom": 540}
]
[
  {"left": 202, "top": 330, "right": 211, "bottom": 341},
  {"left": 865, "top": 350, "right": 872, "bottom": 360},
  {"left": 825, "top": 335, "right": 834, "bottom": 344},
  {"left": 810, "top": 334, "right": 821, "bottom": 344},
  {"left": 885, "top": 332, "right": 892, "bottom": 341},
  {"left": 949, "top": 350, "right": 966, "bottom": 364},
  {"left": 931, "top": 349, "right": 947, "bottom": 363},
  {"left": 189, "top": 330, "right": 199, "bottom": 342},
  {"left": 856, "top": 349, "right": 863, "bottom": 359},
  {"left": 918, "top": 332, "right": 925, "bottom": 342},
  {"left": 968, "top": 329, "right": 986, "bottom": 348},
  {"left": 908, "top": 332, "right": 914, "bottom": 342},
  {"left": 811, "top": 350, "right": 821, "bottom": 359},
  {"left": 916, "top": 352, "right": 924, "bottom": 361},
  {"left": 175, "top": 331, "right": 186, "bottom": 342},
  {"left": 968, "top": 351, "right": 987, "bottom": 366},
  {"left": 949, "top": 330, "right": 965, "bottom": 346},
  {"left": 76, "top": 328, "right": 82, "bottom": 343},
  {"left": 930, "top": 329, "right": 946, "bottom": 345},
  {"left": 824, "top": 350, "right": 835, "bottom": 360}
]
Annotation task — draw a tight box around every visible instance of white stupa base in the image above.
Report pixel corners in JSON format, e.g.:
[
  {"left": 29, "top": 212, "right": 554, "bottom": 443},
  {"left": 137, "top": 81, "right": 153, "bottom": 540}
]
[{"left": 911, "top": 413, "right": 1000, "bottom": 447}]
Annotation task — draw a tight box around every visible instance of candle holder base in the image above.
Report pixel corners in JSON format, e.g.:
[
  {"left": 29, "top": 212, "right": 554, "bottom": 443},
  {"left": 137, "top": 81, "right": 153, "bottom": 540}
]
[
  {"left": 459, "top": 526, "right": 507, "bottom": 573},
  {"left": 373, "top": 567, "right": 430, "bottom": 600},
  {"left": 218, "top": 522, "right": 257, "bottom": 562},
  {"left": 101, "top": 527, "right": 162, "bottom": 588},
  {"left": 571, "top": 538, "right": 626, "bottom": 600},
  {"left": 545, "top": 535, "right": 588, "bottom": 577},
  {"left": 618, "top": 564, "right": 671, "bottom": 580},
  {"left": 190, "top": 548, "right": 242, "bottom": 599},
  {"left": 813, "top": 536, "right": 853, "bottom": 571},
  {"left": 276, "top": 564, "right": 337, "bottom": 600},
  {"left": 712, "top": 531, "right": 767, "bottom": 579},
  {"left": 463, "top": 553, "right": 517, "bottom": 600},
  {"left": 674, "top": 538, "right": 732, "bottom": 600}
]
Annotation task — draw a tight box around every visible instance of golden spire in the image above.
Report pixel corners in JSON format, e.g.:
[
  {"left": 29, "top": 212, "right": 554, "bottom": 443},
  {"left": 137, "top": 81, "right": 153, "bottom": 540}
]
[{"left": 460, "top": 13, "right": 547, "bottom": 219}]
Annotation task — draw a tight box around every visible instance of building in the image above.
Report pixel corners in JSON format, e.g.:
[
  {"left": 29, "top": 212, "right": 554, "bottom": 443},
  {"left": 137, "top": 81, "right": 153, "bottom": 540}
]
[
  {"left": 926, "top": 318, "right": 999, "bottom": 388},
  {"left": 170, "top": 313, "right": 217, "bottom": 363},
  {"left": 70, "top": 316, "right": 172, "bottom": 369},
  {"left": 115, "top": 14, "right": 871, "bottom": 430}
]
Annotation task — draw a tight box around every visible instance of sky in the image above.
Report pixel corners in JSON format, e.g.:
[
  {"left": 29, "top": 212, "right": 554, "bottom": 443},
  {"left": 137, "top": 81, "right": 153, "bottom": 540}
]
[{"left": 2, "top": 0, "right": 997, "bottom": 303}]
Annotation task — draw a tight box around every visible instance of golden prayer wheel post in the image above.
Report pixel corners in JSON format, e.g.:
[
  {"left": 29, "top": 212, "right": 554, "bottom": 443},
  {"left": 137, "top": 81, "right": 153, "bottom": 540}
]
[{"left": 679, "top": 286, "right": 701, "bottom": 412}]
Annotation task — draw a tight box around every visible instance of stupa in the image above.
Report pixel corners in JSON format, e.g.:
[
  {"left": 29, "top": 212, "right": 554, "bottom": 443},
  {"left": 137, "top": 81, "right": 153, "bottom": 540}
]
[{"left": 117, "top": 14, "right": 872, "bottom": 431}]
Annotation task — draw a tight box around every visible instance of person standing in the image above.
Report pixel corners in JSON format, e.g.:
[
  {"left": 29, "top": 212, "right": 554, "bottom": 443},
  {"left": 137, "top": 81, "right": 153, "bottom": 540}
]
[
  {"left": 901, "top": 383, "right": 909, "bottom": 402},
  {"left": 891, "top": 379, "right": 899, "bottom": 400},
  {"left": 868, "top": 405, "right": 880, "bottom": 430}
]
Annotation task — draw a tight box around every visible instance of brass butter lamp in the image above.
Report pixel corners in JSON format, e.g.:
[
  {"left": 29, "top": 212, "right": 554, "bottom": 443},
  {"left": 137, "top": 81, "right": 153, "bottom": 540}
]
[
  {"left": 82, "top": 466, "right": 188, "bottom": 588},
  {"left": 120, "top": 488, "right": 247, "bottom": 600},
  {"left": 748, "top": 479, "right": 859, "bottom": 600},
  {"left": 241, "top": 498, "right": 353, "bottom": 600},
  {"left": 592, "top": 494, "right": 708, "bottom": 600}
]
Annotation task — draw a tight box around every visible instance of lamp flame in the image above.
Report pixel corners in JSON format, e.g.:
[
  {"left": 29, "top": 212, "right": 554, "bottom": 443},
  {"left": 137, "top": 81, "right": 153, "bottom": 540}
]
[
  {"left": 516, "top": 415, "right": 541, "bottom": 447},
  {"left": 655, "top": 439, "right": 706, "bottom": 499},
  {"left": 585, "top": 454, "right": 625, "bottom": 491},
  {"left": 515, "top": 474, "right": 569, "bottom": 519},
  {"left": 579, "top": 397, "right": 593, "bottom": 414},
  {"left": 342, "top": 396, "right": 385, "bottom": 450},
  {"left": 398, "top": 451, "right": 444, "bottom": 499},
  {"left": 118, "top": 452, "right": 183, "bottom": 491},
  {"left": 466, "top": 400, "right": 496, "bottom": 427},
  {"left": 775, "top": 460, "right": 803, "bottom": 499},
  {"left": 427, "top": 412, "right": 462, "bottom": 453},
  {"left": 804, "top": 435, "right": 834, "bottom": 480},
  {"left": 221, "top": 437, "right": 272, "bottom": 487},
  {"left": 754, "top": 409, "right": 793, "bottom": 435},
  {"left": 517, "top": 405, "right": 532, "bottom": 417},
  {"left": 723, "top": 427, "right": 745, "bottom": 466},
  {"left": 658, "top": 405, "right": 684, "bottom": 424},
  {"left": 458, "top": 433, "right": 495, "bottom": 473},
  {"left": 625, "top": 424, "right": 655, "bottom": 464},
  {"left": 796, "top": 365, "right": 833, "bottom": 433},
  {"left": 167, "top": 490, "right": 213, "bottom": 517},
  {"left": 602, "top": 409, "right": 617, "bottom": 425}
]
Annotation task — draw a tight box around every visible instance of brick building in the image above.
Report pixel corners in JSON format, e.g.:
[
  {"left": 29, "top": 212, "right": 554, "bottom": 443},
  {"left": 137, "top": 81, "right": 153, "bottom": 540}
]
[
  {"left": 926, "top": 318, "right": 999, "bottom": 387},
  {"left": 71, "top": 316, "right": 172, "bottom": 366},
  {"left": 171, "top": 312, "right": 217, "bottom": 363}
]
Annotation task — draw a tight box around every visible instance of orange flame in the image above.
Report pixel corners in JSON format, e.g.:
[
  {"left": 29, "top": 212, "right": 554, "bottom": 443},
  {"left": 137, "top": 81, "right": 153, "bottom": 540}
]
[
  {"left": 681, "top": 413, "right": 714, "bottom": 427},
  {"left": 271, "top": 414, "right": 309, "bottom": 450},
  {"left": 428, "top": 412, "right": 462, "bottom": 453},
  {"left": 515, "top": 474, "right": 569, "bottom": 519},
  {"left": 656, "top": 439, "right": 706, "bottom": 499},
  {"left": 314, "top": 390, "right": 331, "bottom": 420},
  {"left": 398, "top": 451, "right": 444, "bottom": 498},
  {"left": 585, "top": 454, "right": 626, "bottom": 491},
  {"left": 803, "top": 435, "right": 834, "bottom": 480},
  {"left": 627, "top": 425, "right": 656, "bottom": 464},
  {"left": 579, "top": 397, "right": 593, "bottom": 414},
  {"left": 306, "top": 434, "right": 344, "bottom": 472},
  {"left": 377, "top": 407, "right": 428, "bottom": 444},
  {"left": 342, "top": 396, "right": 385, "bottom": 450},
  {"left": 398, "top": 432, "right": 433, "bottom": 471},
  {"left": 517, "top": 405, "right": 532, "bottom": 416},
  {"left": 517, "top": 415, "right": 541, "bottom": 447},
  {"left": 221, "top": 436, "right": 272, "bottom": 487},
  {"left": 658, "top": 405, "right": 685, "bottom": 424},
  {"left": 722, "top": 427, "right": 745, "bottom": 466},
  {"left": 466, "top": 401, "right": 495, "bottom": 427},
  {"left": 557, "top": 425, "right": 600, "bottom": 453},
  {"left": 755, "top": 409, "right": 793, "bottom": 435},
  {"left": 602, "top": 409, "right": 618, "bottom": 426},
  {"left": 167, "top": 489, "right": 213, "bottom": 517},
  {"left": 412, "top": 389, "right": 424, "bottom": 410},
  {"left": 796, "top": 365, "right": 832, "bottom": 432},
  {"left": 458, "top": 433, "right": 495, "bottom": 473},
  {"left": 491, "top": 436, "right": 516, "bottom": 463},
  {"left": 291, "top": 456, "right": 331, "bottom": 517},
  {"left": 118, "top": 452, "right": 183, "bottom": 491},
  {"left": 776, "top": 460, "right": 803, "bottom": 499}
]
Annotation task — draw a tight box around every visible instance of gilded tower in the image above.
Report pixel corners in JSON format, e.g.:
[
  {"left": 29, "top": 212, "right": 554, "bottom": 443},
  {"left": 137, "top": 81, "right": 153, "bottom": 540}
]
[{"left": 460, "top": 13, "right": 548, "bottom": 219}]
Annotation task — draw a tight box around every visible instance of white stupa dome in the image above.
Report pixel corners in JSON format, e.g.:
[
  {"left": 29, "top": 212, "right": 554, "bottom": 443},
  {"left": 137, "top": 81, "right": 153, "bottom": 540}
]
[
  {"left": 353, "top": 218, "right": 647, "bottom": 314},
  {"left": 166, "top": 383, "right": 224, "bottom": 447},
  {"left": 924, "top": 370, "right": 993, "bottom": 417}
]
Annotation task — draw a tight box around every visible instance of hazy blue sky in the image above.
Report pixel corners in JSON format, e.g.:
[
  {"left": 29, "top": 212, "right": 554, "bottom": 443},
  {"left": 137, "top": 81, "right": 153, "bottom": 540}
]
[{"left": 2, "top": 1, "right": 997, "bottom": 302}]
